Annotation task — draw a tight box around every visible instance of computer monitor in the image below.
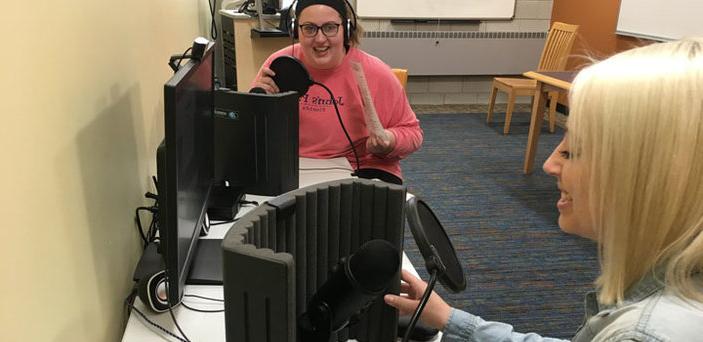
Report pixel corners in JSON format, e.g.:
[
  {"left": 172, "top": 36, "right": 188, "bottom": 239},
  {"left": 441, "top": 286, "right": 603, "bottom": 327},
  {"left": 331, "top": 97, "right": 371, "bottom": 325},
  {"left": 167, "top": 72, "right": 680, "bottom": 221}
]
[
  {"left": 213, "top": 90, "right": 299, "bottom": 196},
  {"left": 156, "top": 43, "right": 215, "bottom": 304}
]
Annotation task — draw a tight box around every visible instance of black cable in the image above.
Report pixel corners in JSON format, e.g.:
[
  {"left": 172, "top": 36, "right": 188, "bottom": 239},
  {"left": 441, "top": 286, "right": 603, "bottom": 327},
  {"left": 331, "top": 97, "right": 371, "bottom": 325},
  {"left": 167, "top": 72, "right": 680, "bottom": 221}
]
[
  {"left": 240, "top": 199, "right": 259, "bottom": 206},
  {"left": 402, "top": 271, "right": 439, "bottom": 342},
  {"left": 299, "top": 167, "right": 354, "bottom": 172},
  {"left": 164, "top": 276, "right": 191, "bottom": 342},
  {"left": 124, "top": 289, "right": 189, "bottom": 342},
  {"left": 169, "top": 47, "right": 194, "bottom": 72},
  {"left": 238, "top": 0, "right": 257, "bottom": 15},
  {"left": 146, "top": 213, "right": 158, "bottom": 243},
  {"left": 181, "top": 302, "right": 225, "bottom": 313},
  {"left": 184, "top": 294, "right": 224, "bottom": 302},
  {"left": 178, "top": 47, "right": 193, "bottom": 69},
  {"left": 208, "top": 0, "right": 218, "bottom": 40},
  {"left": 211, "top": 218, "right": 238, "bottom": 226},
  {"left": 136, "top": 206, "right": 159, "bottom": 247},
  {"left": 135, "top": 208, "right": 148, "bottom": 245},
  {"left": 124, "top": 286, "right": 138, "bottom": 328},
  {"left": 313, "top": 81, "right": 361, "bottom": 171}
]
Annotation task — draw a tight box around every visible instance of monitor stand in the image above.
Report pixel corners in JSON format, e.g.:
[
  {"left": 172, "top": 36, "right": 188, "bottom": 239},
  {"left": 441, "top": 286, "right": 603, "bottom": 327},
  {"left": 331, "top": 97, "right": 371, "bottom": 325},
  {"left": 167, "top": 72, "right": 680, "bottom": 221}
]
[{"left": 186, "top": 239, "right": 223, "bottom": 285}]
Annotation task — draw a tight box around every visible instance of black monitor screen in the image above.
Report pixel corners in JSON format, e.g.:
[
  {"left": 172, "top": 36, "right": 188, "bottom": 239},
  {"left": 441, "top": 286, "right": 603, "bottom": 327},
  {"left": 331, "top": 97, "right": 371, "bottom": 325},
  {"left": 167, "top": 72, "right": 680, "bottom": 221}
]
[{"left": 158, "top": 44, "right": 214, "bottom": 302}]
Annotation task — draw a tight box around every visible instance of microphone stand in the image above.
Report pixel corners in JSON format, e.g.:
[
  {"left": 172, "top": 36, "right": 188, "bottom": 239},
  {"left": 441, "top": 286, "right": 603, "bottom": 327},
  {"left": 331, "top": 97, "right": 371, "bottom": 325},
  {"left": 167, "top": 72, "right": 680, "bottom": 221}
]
[{"left": 402, "top": 246, "right": 446, "bottom": 342}]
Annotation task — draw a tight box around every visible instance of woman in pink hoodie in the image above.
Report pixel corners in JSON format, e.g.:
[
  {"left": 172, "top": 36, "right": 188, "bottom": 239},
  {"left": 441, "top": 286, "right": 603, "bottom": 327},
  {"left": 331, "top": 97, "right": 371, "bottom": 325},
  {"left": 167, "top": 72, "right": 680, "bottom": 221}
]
[{"left": 252, "top": 0, "right": 423, "bottom": 184}]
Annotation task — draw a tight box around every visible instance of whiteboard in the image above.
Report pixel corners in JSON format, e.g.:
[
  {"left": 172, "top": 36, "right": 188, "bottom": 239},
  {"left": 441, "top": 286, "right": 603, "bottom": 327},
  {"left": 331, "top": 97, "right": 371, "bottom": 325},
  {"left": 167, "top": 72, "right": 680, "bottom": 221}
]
[
  {"left": 356, "top": 0, "right": 515, "bottom": 20},
  {"left": 617, "top": 0, "right": 703, "bottom": 41}
]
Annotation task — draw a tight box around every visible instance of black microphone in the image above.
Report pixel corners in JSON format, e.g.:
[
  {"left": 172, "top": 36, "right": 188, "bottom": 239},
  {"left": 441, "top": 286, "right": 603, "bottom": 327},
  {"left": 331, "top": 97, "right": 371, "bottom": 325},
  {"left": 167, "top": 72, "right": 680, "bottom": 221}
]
[
  {"left": 270, "top": 55, "right": 314, "bottom": 96},
  {"left": 298, "top": 239, "right": 400, "bottom": 341}
]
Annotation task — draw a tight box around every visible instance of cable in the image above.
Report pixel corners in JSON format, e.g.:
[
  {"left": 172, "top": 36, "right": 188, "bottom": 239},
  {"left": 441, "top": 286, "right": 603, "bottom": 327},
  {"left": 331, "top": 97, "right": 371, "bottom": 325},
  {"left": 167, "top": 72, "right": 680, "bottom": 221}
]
[
  {"left": 124, "top": 289, "right": 189, "bottom": 342},
  {"left": 211, "top": 218, "right": 238, "bottom": 226},
  {"left": 313, "top": 81, "right": 361, "bottom": 171},
  {"left": 299, "top": 166, "right": 354, "bottom": 172},
  {"left": 146, "top": 212, "right": 158, "bottom": 243},
  {"left": 181, "top": 302, "right": 225, "bottom": 313},
  {"left": 402, "top": 270, "right": 439, "bottom": 342},
  {"left": 208, "top": 0, "right": 218, "bottom": 40},
  {"left": 184, "top": 294, "right": 224, "bottom": 302},
  {"left": 169, "top": 47, "right": 194, "bottom": 72},
  {"left": 136, "top": 206, "right": 159, "bottom": 248},
  {"left": 135, "top": 208, "right": 148, "bottom": 245},
  {"left": 164, "top": 276, "right": 191, "bottom": 342},
  {"left": 240, "top": 199, "right": 259, "bottom": 206},
  {"left": 238, "top": 0, "right": 257, "bottom": 15}
]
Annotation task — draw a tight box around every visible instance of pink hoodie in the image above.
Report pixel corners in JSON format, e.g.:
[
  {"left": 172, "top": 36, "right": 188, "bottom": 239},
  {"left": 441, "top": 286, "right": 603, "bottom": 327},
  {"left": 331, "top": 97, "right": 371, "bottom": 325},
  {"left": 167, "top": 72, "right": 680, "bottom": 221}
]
[{"left": 253, "top": 45, "right": 423, "bottom": 179}]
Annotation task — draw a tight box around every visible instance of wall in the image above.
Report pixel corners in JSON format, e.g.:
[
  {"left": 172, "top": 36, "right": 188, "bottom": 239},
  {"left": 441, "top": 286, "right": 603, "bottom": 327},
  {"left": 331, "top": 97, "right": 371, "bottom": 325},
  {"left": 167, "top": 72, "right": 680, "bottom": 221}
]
[
  {"left": 354, "top": 0, "right": 554, "bottom": 105},
  {"left": 0, "top": 1, "right": 211, "bottom": 341},
  {"left": 550, "top": 0, "right": 653, "bottom": 70}
]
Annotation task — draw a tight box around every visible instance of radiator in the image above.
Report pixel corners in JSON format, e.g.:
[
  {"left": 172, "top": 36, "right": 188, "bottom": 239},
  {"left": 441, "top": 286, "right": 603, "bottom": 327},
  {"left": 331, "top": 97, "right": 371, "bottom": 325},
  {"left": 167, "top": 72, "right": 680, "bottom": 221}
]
[{"left": 361, "top": 31, "right": 547, "bottom": 76}]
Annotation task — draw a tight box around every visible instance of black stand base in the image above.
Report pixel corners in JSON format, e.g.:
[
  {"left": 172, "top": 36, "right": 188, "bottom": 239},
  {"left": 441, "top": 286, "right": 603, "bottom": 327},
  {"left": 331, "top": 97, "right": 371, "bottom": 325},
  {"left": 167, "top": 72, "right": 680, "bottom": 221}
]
[{"left": 187, "top": 239, "right": 223, "bottom": 285}]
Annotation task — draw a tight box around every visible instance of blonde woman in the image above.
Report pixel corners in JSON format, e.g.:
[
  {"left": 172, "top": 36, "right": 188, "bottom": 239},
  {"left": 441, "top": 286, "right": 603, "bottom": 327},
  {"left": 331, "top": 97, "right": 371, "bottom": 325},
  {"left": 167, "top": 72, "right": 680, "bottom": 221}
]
[{"left": 385, "top": 38, "right": 703, "bottom": 341}]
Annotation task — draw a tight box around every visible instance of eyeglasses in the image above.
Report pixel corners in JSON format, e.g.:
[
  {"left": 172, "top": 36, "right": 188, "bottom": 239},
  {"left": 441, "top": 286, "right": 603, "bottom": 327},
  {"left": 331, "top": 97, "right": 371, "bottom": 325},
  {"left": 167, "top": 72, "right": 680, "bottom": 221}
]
[{"left": 299, "top": 22, "right": 341, "bottom": 38}]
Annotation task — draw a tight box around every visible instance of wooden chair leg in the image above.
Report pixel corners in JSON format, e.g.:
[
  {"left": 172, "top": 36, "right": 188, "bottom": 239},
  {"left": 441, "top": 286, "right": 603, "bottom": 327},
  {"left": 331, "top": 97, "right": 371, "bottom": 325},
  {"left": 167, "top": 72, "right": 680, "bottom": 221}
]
[
  {"left": 548, "top": 91, "right": 558, "bottom": 133},
  {"left": 504, "top": 91, "right": 516, "bottom": 135},
  {"left": 486, "top": 84, "right": 498, "bottom": 124}
]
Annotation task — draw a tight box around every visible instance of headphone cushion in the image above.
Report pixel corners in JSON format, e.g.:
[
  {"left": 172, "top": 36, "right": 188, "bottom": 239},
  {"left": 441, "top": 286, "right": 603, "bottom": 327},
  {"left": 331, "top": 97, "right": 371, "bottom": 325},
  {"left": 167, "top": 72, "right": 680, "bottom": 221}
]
[
  {"left": 345, "top": 18, "right": 353, "bottom": 42},
  {"left": 290, "top": 17, "right": 297, "bottom": 39},
  {"left": 137, "top": 270, "right": 171, "bottom": 313}
]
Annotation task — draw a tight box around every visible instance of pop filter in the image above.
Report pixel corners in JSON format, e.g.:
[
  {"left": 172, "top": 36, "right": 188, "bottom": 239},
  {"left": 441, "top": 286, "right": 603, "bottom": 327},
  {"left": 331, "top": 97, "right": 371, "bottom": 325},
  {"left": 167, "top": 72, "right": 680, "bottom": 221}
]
[
  {"left": 269, "top": 55, "right": 313, "bottom": 96},
  {"left": 405, "top": 196, "right": 466, "bottom": 292},
  {"left": 401, "top": 196, "right": 466, "bottom": 342}
]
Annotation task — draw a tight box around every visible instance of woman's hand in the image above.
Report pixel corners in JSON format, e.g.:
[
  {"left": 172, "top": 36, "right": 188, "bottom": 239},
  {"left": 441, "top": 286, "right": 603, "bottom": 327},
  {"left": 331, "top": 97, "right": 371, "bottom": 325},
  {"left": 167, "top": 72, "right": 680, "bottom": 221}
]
[
  {"left": 252, "top": 67, "right": 280, "bottom": 94},
  {"left": 366, "top": 129, "right": 396, "bottom": 155},
  {"left": 384, "top": 270, "right": 453, "bottom": 330}
]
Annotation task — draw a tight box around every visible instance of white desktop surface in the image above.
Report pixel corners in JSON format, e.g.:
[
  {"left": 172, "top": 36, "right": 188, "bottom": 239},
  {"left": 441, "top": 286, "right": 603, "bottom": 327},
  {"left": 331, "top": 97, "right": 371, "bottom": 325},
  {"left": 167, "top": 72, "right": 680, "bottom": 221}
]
[{"left": 121, "top": 158, "right": 441, "bottom": 342}]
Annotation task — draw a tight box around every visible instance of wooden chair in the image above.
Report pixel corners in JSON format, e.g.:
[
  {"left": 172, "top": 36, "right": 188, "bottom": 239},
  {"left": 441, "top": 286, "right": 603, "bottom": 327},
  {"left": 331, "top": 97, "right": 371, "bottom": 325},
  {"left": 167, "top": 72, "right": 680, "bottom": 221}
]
[
  {"left": 392, "top": 68, "right": 408, "bottom": 89},
  {"left": 486, "top": 22, "right": 579, "bottom": 134}
]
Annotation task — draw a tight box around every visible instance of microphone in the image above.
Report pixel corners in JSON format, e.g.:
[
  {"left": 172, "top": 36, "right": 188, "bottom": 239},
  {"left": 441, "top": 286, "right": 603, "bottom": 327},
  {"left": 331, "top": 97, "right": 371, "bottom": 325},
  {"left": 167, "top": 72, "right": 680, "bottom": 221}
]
[
  {"left": 269, "top": 55, "right": 314, "bottom": 96},
  {"left": 298, "top": 239, "right": 400, "bottom": 341},
  {"left": 249, "top": 86, "right": 267, "bottom": 94}
]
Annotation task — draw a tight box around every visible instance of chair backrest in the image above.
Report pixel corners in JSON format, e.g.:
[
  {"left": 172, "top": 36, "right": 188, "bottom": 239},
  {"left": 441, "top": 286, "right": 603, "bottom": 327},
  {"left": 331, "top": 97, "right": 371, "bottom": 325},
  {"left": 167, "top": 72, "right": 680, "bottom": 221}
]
[
  {"left": 537, "top": 22, "right": 579, "bottom": 71},
  {"left": 392, "top": 68, "right": 408, "bottom": 89}
]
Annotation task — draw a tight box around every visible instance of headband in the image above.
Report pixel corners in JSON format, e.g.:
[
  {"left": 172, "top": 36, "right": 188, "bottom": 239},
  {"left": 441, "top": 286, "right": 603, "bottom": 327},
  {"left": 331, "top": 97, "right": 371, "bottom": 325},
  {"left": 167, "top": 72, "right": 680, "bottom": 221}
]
[{"left": 294, "top": 0, "right": 348, "bottom": 21}]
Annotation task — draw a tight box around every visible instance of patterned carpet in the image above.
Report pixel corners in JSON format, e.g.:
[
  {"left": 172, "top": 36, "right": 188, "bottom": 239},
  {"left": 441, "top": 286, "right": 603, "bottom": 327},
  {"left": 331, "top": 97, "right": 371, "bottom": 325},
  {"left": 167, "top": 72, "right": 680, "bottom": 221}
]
[{"left": 400, "top": 112, "right": 599, "bottom": 339}]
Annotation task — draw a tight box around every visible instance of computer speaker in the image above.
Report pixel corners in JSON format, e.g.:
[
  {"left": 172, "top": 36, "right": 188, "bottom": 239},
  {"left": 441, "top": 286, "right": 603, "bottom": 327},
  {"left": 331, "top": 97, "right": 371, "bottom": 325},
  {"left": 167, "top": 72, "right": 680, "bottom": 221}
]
[{"left": 137, "top": 270, "right": 171, "bottom": 313}]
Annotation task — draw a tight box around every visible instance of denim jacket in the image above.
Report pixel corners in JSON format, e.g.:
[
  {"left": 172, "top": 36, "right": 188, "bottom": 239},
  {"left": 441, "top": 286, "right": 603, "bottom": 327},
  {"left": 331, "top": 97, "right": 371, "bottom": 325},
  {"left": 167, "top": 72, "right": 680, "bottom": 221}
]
[{"left": 441, "top": 273, "right": 703, "bottom": 341}]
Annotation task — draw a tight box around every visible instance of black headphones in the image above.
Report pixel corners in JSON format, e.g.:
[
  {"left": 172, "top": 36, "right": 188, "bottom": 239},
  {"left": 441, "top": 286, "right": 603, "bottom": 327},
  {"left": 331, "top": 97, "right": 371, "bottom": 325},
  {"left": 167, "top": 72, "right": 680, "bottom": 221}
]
[{"left": 288, "top": 0, "right": 358, "bottom": 49}]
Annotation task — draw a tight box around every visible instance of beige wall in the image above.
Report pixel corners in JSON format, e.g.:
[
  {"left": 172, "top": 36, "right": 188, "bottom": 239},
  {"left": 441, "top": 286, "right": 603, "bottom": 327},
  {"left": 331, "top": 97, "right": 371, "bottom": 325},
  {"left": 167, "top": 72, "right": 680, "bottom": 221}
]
[{"left": 0, "top": 1, "right": 211, "bottom": 341}]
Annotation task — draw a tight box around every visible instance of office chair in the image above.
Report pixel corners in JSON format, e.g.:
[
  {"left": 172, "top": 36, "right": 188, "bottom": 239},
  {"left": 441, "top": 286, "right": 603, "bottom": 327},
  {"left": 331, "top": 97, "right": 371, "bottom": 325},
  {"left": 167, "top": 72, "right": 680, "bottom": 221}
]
[{"left": 486, "top": 22, "right": 579, "bottom": 134}]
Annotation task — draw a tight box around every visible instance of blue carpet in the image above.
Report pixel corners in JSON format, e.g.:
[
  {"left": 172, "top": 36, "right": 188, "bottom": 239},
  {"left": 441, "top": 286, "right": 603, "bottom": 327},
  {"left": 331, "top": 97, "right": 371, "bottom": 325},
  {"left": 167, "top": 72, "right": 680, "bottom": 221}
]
[{"left": 401, "top": 113, "right": 599, "bottom": 339}]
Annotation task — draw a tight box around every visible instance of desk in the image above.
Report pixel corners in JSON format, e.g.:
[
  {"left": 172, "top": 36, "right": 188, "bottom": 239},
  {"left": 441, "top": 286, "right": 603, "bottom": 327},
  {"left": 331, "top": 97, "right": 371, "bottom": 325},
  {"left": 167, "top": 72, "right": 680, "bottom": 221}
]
[
  {"left": 522, "top": 71, "right": 576, "bottom": 174},
  {"left": 122, "top": 158, "right": 441, "bottom": 342}
]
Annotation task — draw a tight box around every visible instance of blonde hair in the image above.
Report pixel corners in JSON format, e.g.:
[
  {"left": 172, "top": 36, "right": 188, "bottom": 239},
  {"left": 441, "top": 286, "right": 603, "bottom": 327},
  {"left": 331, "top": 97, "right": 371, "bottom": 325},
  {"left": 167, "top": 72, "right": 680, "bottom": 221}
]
[{"left": 567, "top": 38, "right": 703, "bottom": 305}]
